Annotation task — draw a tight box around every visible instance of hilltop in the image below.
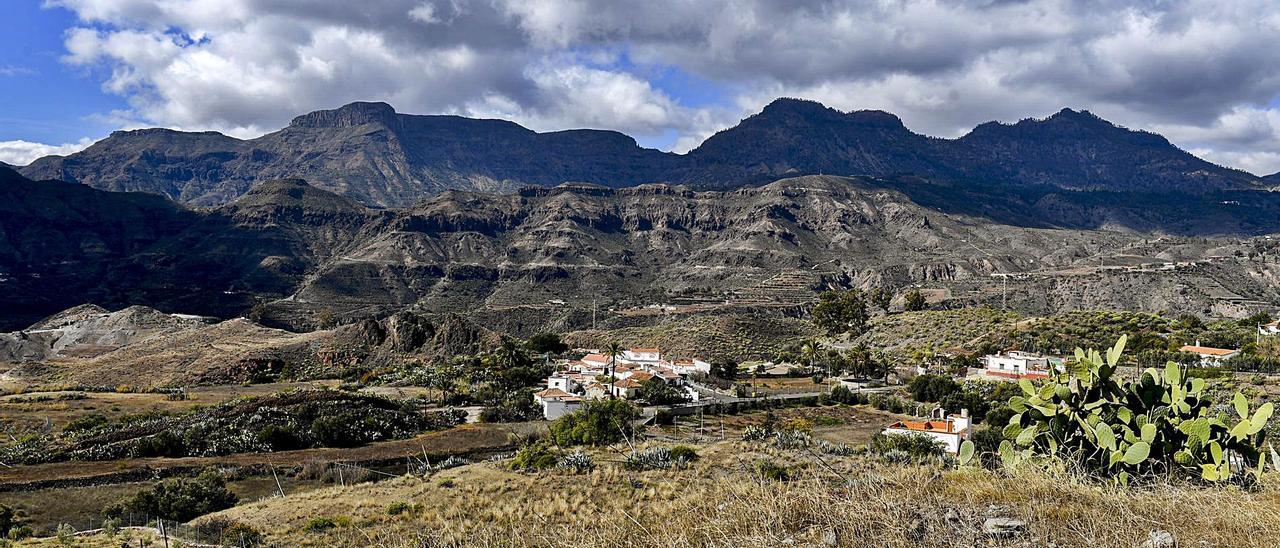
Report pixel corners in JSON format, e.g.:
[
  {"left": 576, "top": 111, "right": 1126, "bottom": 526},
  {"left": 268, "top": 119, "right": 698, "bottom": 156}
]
[{"left": 19, "top": 99, "right": 1264, "bottom": 208}]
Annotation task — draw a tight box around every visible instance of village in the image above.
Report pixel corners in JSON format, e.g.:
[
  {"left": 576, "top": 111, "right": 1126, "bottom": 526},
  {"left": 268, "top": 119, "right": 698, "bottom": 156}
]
[{"left": 540, "top": 318, "right": 1280, "bottom": 456}]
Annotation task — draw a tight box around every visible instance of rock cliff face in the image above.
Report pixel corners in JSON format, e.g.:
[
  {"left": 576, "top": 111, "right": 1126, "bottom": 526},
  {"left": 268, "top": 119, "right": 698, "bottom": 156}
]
[
  {"left": 4, "top": 166, "right": 1274, "bottom": 332},
  {"left": 20, "top": 99, "right": 1263, "bottom": 208}
]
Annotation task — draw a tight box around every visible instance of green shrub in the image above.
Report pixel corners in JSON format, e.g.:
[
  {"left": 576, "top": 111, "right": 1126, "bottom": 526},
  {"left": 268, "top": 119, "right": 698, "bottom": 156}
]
[
  {"left": 868, "top": 432, "right": 946, "bottom": 461},
  {"left": 386, "top": 502, "right": 412, "bottom": 516},
  {"left": 510, "top": 441, "right": 560, "bottom": 470},
  {"left": 103, "top": 469, "right": 238, "bottom": 522},
  {"left": 755, "top": 460, "right": 792, "bottom": 481},
  {"left": 0, "top": 505, "right": 15, "bottom": 539},
  {"left": 305, "top": 517, "right": 336, "bottom": 533},
  {"left": 218, "top": 522, "right": 264, "bottom": 547},
  {"left": 668, "top": 445, "right": 699, "bottom": 463},
  {"left": 257, "top": 424, "right": 304, "bottom": 451},
  {"left": 548, "top": 399, "right": 641, "bottom": 447},
  {"left": 62, "top": 413, "right": 109, "bottom": 434}
]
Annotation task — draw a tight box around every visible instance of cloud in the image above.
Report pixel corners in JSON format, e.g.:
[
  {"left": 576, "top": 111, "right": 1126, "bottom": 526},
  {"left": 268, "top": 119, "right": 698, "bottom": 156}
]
[
  {"left": 41, "top": 0, "right": 1280, "bottom": 172},
  {"left": 0, "top": 65, "right": 36, "bottom": 77},
  {"left": 0, "top": 138, "right": 96, "bottom": 166}
]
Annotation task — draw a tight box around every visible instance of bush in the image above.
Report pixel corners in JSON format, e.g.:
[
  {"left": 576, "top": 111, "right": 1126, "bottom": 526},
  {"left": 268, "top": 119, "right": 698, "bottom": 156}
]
[
  {"left": 667, "top": 445, "right": 699, "bottom": 463},
  {"left": 755, "top": 460, "right": 792, "bottom": 482},
  {"left": 103, "top": 469, "right": 238, "bottom": 522},
  {"left": 62, "top": 413, "right": 108, "bottom": 434},
  {"left": 217, "top": 522, "right": 264, "bottom": 547},
  {"left": 548, "top": 399, "right": 641, "bottom": 446},
  {"left": 386, "top": 502, "right": 413, "bottom": 516},
  {"left": 306, "top": 517, "right": 336, "bottom": 533},
  {"left": 868, "top": 433, "right": 946, "bottom": 462},
  {"left": 257, "top": 424, "right": 304, "bottom": 451},
  {"left": 510, "top": 441, "right": 560, "bottom": 470},
  {"left": 907, "top": 374, "right": 960, "bottom": 402},
  {"left": 0, "top": 505, "right": 15, "bottom": 539}
]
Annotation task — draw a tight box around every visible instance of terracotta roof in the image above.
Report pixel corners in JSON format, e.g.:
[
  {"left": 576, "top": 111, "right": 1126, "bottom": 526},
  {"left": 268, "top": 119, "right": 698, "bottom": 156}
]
[
  {"left": 534, "top": 388, "right": 574, "bottom": 399},
  {"left": 614, "top": 379, "right": 642, "bottom": 388},
  {"left": 1179, "top": 345, "right": 1238, "bottom": 356},
  {"left": 629, "top": 371, "right": 656, "bottom": 382},
  {"left": 672, "top": 358, "right": 695, "bottom": 365},
  {"left": 629, "top": 347, "right": 660, "bottom": 353},
  {"left": 887, "top": 420, "right": 961, "bottom": 435},
  {"left": 582, "top": 353, "right": 608, "bottom": 363}
]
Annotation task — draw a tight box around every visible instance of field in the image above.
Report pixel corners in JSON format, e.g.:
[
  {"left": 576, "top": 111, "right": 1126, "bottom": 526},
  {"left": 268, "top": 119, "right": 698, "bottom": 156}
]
[{"left": 170, "top": 404, "right": 1280, "bottom": 547}]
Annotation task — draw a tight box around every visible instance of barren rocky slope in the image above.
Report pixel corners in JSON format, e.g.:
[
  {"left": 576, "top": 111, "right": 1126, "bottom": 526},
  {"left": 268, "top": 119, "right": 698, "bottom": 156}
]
[
  {"left": 0, "top": 306, "right": 500, "bottom": 389},
  {"left": 4, "top": 165, "right": 1278, "bottom": 332}
]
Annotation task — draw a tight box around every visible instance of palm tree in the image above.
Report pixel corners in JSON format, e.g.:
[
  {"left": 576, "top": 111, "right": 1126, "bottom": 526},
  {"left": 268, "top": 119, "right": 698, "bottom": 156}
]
[
  {"left": 800, "top": 340, "right": 819, "bottom": 376},
  {"left": 604, "top": 341, "right": 625, "bottom": 400}
]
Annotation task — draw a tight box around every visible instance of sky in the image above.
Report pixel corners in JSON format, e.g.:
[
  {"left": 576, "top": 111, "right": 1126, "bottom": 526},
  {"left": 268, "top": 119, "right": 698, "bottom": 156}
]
[{"left": 1, "top": 1, "right": 1279, "bottom": 176}]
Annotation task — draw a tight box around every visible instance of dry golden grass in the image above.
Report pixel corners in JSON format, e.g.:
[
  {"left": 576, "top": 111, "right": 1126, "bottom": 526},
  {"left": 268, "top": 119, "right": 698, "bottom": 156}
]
[{"left": 199, "top": 436, "right": 1280, "bottom": 548}]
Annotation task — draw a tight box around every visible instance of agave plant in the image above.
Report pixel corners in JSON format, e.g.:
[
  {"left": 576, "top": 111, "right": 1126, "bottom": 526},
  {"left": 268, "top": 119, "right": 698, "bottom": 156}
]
[{"left": 997, "top": 335, "right": 1271, "bottom": 484}]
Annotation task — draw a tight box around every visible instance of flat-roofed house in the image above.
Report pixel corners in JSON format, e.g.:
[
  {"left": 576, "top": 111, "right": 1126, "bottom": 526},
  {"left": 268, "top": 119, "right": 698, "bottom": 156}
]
[{"left": 982, "top": 351, "right": 1052, "bottom": 379}]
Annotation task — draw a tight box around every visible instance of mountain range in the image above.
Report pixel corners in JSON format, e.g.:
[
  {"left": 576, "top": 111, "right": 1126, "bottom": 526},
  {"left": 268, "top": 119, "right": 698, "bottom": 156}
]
[
  {"left": 5, "top": 162, "right": 1278, "bottom": 332},
  {"left": 18, "top": 98, "right": 1266, "bottom": 208}
]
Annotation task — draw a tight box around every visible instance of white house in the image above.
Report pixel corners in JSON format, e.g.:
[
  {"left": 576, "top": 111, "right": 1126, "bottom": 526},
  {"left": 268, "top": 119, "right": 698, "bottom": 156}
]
[
  {"left": 1179, "top": 344, "right": 1240, "bottom": 366},
  {"left": 882, "top": 409, "right": 972, "bottom": 454},
  {"left": 981, "top": 351, "right": 1052, "bottom": 379},
  {"left": 622, "top": 347, "right": 662, "bottom": 365},
  {"left": 1260, "top": 320, "right": 1280, "bottom": 337},
  {"left": 533, "top": 388, "right": 583, "bottom": 420},
  {"left": 546, "top": 374, "right": 580, "bottom": 393},
  {"left": 669, "top": 357, "right": 711, "bottom": 375}
]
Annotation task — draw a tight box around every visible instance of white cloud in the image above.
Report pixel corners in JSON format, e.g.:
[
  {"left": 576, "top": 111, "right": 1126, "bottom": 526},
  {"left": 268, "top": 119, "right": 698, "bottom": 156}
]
[
  {"left": 0, "top": 138, "right": 97, "bottom": 166},
  {"left": 37, "top": 0, "right": 1280, "bottom": 172}
]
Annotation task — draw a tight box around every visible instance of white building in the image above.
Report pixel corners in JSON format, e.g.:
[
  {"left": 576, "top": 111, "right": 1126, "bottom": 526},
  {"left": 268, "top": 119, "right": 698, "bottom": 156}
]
[
  {"left": 1179, "top": 344, "right": 1240, "bottom": 366},
  {"left": 622, "top": 347, "right": 663, "bottom": 365},
  {"left": 1260, "top": 320, "right": 1280, "bottom": 337},
  {"left": 533, "top": 388, "right": 583, "bottom": 420},
  {"left": 669, "top": 357, "right": 711, "bottom": 375},
  {"left": 981, "top": 351, "right": 1052, "bottom": 379},
  {"left": 882, "top": 409, "right": 972, "bottom": 454}
]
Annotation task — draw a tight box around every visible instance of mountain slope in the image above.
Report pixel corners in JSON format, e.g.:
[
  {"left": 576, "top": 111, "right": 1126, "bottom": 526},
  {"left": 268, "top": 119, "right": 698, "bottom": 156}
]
[
  {"left": 20, "top": 99, "right": 1264, "bottom": 207},
  {"left": 3, "top": 167, "right": 1277, "bottom": 332},
  {"left": 953, "top": 109, "right": 1255, "bottom": 193},
  {"left": 22, "top": 102, "right": 679, "bottom": 207}
]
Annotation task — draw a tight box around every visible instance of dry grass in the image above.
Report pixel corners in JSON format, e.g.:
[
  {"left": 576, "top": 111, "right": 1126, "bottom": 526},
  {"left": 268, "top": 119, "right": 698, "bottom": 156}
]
[{"left": 200, "top": 435, "right": 1280, "bottom": 548}]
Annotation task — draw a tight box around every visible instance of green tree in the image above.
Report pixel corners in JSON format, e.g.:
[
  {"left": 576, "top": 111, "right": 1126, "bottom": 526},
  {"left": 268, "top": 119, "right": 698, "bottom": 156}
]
[
  {"left": 709, "top": 359, "right": 738, "bottom": 380},
  {"left": 526, "top": 332, "right": 568, "bottom": 354},
  {"left": 315, "top": 307, "right": 336, "bottom": 329},
  {"left": 903, "top": 289, "right": 927, "bottom": 312},
  {"left": 549, "top": 399, "right": 641, "bottom": 446},
  {"left": 636, "top": 378, "right": 690, "bottom": 405},
  {"left": 869, "top": 286, "right": 893, "bottom": 312},
  {"left": 103, "top": 469, "right": 238, "bottom": 522},
  {"left": 811, "top": 289, "right": 871, "bottom": 336}
]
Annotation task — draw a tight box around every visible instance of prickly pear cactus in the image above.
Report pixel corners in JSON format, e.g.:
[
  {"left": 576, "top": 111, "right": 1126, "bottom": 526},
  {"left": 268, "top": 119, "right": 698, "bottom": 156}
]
[{"left": 998, "top": 336, "right": 1270, "bottom": 483}]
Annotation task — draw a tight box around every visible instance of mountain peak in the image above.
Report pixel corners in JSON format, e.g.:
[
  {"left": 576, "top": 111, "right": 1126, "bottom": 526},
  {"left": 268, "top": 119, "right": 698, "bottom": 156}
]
[
  {"left": 289, "top": 101, "right": 398, "bottom": 128},
  {"left": 760, "top": 97, "right": 836, "bottom": 116}
]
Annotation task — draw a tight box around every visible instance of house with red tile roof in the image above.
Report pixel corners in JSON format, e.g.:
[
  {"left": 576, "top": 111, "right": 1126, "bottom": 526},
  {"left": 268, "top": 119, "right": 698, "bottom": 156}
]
[
  {"left": 882, "top": 409, "right": 972, "bottom": 454},
  {"left": 1179, "top": 344, "right": 1239, "bottom": 366}
]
